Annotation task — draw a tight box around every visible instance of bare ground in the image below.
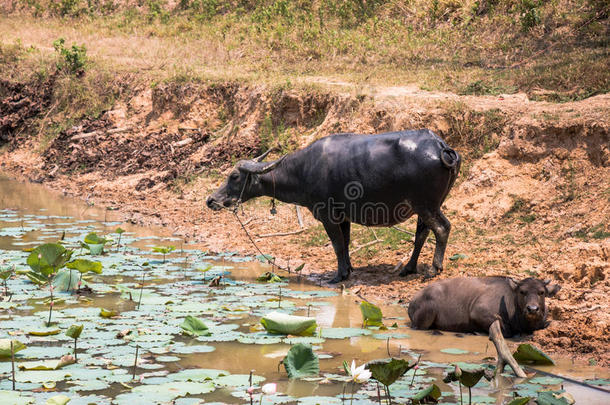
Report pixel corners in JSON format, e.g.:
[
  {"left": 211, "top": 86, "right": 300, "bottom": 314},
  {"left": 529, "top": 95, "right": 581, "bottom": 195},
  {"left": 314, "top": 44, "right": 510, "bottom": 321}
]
[{"left": 1, "top": 80, "right": 609, "bottom": 365}]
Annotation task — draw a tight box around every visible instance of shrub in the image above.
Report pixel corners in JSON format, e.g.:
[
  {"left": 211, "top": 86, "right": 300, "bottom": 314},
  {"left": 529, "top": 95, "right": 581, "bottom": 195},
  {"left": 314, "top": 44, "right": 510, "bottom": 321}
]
[{"left": 53, "top": 38, "right": 87, "bottom": 75}]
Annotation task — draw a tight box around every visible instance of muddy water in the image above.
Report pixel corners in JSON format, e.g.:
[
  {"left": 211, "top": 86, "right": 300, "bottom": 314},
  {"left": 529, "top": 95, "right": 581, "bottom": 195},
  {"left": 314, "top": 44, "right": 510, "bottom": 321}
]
[{"left": 1, "top": 174, "right": 609, "bottom": 404}]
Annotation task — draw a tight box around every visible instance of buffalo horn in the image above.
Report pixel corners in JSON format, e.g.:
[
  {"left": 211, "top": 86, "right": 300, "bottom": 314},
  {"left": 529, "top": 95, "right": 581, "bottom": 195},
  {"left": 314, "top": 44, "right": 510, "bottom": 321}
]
[
  {"left": 254, "top": 148, "right": 274, "bottom": 162},
  {"left": 240, "top": 155, "right": 286, "bottom": 174}
]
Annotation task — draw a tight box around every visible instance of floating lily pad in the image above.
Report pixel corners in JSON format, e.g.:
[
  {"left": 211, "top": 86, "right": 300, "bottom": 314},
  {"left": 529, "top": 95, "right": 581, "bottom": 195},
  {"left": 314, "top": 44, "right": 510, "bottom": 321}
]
[
  {"left": 530, "top": 376, "right": 564, "bottom": 385},
  {"left": 507, "top": 398, "right": 532, "bottom": 405},
  {"left": 320, "top": 328, "right": 372, "bottom": 339},
  {"left": 27, "top": 327, "right": 61, "bottom": 336},
  {"left": 537, "top": 390, "right": 574, "bottom": 405},
  {"left": 215, "top": 374, "right": 265, "bottom": 387},
  {"left": 45, "top": 394, "right": 71, "bottom": 405},
  {"left": 18, "top": 356, "right": 75, "bottom": 370},
  {"left": 168, "top": 369, "right": 229, "bottom": 382},
  {"left": 440, "top": 348, "right": 469, "bottom": 355}
]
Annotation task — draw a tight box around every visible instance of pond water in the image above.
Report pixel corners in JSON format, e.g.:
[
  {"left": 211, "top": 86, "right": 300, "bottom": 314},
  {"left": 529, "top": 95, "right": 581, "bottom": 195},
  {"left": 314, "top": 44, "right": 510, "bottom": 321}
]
[{"left": 0, "top": 174, "right": 608, "bottom": 404}]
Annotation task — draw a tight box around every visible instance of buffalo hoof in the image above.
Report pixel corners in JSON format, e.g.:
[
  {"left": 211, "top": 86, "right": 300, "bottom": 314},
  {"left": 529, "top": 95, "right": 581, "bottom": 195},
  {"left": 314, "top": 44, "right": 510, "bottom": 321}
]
[
  {"left": 399, "top": 265, "right": 416, "bottom": 277},
  {"left": 422, "top": 266, "right": 441, "bottom": 280}
]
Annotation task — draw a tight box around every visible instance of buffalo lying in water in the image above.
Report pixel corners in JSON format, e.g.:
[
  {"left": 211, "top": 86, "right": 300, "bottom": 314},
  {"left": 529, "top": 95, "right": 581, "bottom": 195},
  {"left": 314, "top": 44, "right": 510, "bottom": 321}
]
[
  {"left": 408, "top": 276, "right": 561, "bottom": 337},
  {"left": 207, "top": 130, "right": 460, "bottom": 282}
]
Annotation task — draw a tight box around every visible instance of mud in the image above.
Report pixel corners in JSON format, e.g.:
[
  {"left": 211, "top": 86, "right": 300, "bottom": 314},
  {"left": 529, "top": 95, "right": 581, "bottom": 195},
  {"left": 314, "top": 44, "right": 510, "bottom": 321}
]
[
  {"left": 1, "top": 78, "right": 609, "bottom": 366},
  {"left": 0, "top": 73, "right": 55, "bottom": 145}
]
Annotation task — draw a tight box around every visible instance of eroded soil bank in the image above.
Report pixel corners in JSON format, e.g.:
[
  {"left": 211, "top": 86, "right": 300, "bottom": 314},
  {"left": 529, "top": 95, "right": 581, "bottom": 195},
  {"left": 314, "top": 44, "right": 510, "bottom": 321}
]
[{"left": 1, "top": 78, "right": 609, "bottom": 365}]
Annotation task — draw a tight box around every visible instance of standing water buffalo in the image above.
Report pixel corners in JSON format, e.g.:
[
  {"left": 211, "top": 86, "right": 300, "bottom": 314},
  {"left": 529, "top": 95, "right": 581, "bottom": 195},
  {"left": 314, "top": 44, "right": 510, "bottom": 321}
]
[
  {"left": 207, "top": 129, "right": 460, "bottom": 283},
  {"left": 408, "top": 277, "right": 561, "bottom": 337}
]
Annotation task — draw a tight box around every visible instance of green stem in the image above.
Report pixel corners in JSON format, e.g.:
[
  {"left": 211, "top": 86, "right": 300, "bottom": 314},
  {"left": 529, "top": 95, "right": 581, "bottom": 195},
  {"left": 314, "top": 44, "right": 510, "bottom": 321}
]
[
  {"left": 468, "top": 386, "right": 472, "bottom": 405},
  {"left": 74, "top": 338, "right": 77, "bottom": 362},
  {"left": 47, "top": 276, "right": 53, "bottom": 327},
  {"left": 138, "top": 268, "right": 145, "bottom": 310},
  {"left": 459, "top": 381, "right": 463, "bottom": 405},
  {"left": 259, "top": 394, "right": 264, "bottom": 405}
]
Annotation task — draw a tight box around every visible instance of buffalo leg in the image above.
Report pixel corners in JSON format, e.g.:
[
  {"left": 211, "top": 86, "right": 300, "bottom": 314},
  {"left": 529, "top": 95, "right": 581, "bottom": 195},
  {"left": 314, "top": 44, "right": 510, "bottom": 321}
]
[
  {"left": 427, "top": 211, "right": 451, "bottom": 276},
  {"left": 340, "top": 221, "right": 353, "bottom": 271},
  {"left": 322, "top": 220, "right": 351, "bottom": 283},
  {"left": 400, "top": 216, "right": 430, "bottom": 276}
]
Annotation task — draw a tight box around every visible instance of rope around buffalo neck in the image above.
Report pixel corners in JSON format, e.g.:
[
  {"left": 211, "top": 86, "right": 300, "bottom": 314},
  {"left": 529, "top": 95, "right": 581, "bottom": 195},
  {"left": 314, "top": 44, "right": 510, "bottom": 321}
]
[{"left": 229, "top": 170, "right": 287, "bottom": 272}]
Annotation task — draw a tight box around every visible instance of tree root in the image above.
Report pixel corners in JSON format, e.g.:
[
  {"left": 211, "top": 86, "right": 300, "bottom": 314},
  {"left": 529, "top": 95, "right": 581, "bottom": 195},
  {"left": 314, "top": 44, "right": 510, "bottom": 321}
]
[{"left": 489, "top": 318, "right": 527, "bottom": 378}]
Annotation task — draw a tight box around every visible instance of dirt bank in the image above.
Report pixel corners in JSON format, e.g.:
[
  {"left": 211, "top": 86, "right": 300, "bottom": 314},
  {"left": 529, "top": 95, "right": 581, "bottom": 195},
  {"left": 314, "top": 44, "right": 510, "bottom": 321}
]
[{"left": 1, "top": 78, "right": 609, "bottom": 366}]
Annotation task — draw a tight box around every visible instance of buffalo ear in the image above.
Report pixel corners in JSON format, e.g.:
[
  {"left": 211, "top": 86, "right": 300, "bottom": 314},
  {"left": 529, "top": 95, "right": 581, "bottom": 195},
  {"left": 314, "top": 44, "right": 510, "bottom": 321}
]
[
  {"left": 507, "top": 277, "right": 519, "bottom": 291},
  {"left": 544, "top": 280, "right": 561, "bottom": 297}
]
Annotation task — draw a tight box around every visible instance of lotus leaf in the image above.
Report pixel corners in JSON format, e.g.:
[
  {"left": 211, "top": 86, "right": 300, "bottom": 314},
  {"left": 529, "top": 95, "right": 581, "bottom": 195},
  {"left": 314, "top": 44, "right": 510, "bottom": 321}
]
[
  {"left": 179, "top": 316, "right": 211, "bottom": 337},
  {"left": 0, "top": 339, "right": 26, "bottom": 357},
  {"left": 367, "top": 358, "right": 415, "bottom": 387},
  {"left": 360, "top": 301, "right": 383, "bottom": 327},
  {"left": 26, "top": 327, "right": 61, "bottom": 336},
  {"left": 513, "top": 344, "right": 555, "bottom": 365},
  {"left": 507, "top": 398, "right": 532, "bottom": 405},
  {"left": 27, "top": 244, "right": 73, "bottom": 276},
  {"left": 537, "top": 390, "right": 574, "bottom": 405},
  {"left": 320, "top": 328, "right": 372, "bottom": 339},
  {"left": 18, "top": 356, "right": 75, "bottom": 370},
  {"left": 260, "top": 311, "right": 317, "bottom": 336},
  {"left": 256, "top": 272, "right": 286, "bottom": 283},
  {"left": 66, "top": 324, "right": 84, "bottom": 340},
  {"left": 84, "top": 233, "right": 109, "bottom": 245},
  {"left": 0, "top": 390, "right": 35, "bottom": 405},
  {"left": 215, "top": 374, "right": 265, "bottom": 387},
  {"left": 66, "top": 259, "right": 102, "bottom": 274},
  {"left": 411, "top": 384, "right": 441, "bottom": 404},
  {"left": 99, "top": 308, "right": 118, "bottom": 318},
  {"left": 52, "top": 270, "right": 80, "bottom": 292},
  {"left": 283, "top": 343, "right": 319, "bottom": 379},
  {"left": 440, "top": 348, "right": 469, "bottom": 355},
  {"left": 443, "top": 365, "right": 486, "bottom": 388}
]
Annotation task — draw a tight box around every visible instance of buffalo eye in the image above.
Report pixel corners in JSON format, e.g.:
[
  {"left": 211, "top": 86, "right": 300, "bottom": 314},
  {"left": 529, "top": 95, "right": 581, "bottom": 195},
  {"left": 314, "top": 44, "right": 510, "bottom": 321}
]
[
  {"left": 538, "top": 291, "right": 544, "bottom": 296},
  {"left": 520, "top": 290, "right": 527, "bottom": 296},
  {"left": 230, "top": 172, "right": 239, "bottom": 181}
]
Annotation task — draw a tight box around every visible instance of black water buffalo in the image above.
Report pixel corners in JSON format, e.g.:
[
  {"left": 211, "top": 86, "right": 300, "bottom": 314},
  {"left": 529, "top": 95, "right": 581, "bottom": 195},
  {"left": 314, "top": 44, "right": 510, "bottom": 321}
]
[
  {"left": 207, "top": 130, "right": 461, "bottom": 283},
  {"left": 408, "top": 277, "right": 561, "bottom": 337}
]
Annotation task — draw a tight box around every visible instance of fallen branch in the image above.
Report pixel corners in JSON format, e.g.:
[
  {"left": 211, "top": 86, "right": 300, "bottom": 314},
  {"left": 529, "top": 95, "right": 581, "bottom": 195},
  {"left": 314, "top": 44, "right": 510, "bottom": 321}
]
[
  {"left": 257, "top": 229, "right": 305, "bottom": 238},
  {"left": 295, "top": 206, "right": 304, "bottom": 228},
  {"left": 71, "top": 131, "right": 98, "bottom": 141},
  {"left": 172, "top": 137, "right": 193, "bottom": 147},
  {"left": 489, "top": 318, "right": 527, "bottom": 378},
  {"left": 352, "top": 238, "right": 384, "bottom": 253},
  {"left": 392, "top": 226, "right": 436, "bottom": 243}
]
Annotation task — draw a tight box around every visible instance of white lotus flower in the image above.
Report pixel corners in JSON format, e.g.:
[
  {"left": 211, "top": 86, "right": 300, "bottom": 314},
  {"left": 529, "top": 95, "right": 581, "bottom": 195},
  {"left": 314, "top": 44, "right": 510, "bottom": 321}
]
[
  {"left": 350, "top": 360, "right": 372, "bottom": 383},
  {"left": 261, "top": 382, "right": 277, "bottom": 395}
]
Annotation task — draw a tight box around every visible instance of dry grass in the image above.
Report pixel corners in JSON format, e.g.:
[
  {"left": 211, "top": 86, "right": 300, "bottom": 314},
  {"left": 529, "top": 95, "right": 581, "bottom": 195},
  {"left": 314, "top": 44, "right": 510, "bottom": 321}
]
[{"left": 0, "top": 0, "right": 607, "bottom": 98}]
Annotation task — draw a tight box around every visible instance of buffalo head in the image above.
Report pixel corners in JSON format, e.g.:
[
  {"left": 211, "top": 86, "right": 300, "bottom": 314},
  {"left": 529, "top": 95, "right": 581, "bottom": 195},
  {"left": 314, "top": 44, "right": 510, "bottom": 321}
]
[
  {"left": 206, "top": 149, "right": 285, "bottom": 211},
  {"left": 508, "top": 277, "right": 561, "bottom": 327}
]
